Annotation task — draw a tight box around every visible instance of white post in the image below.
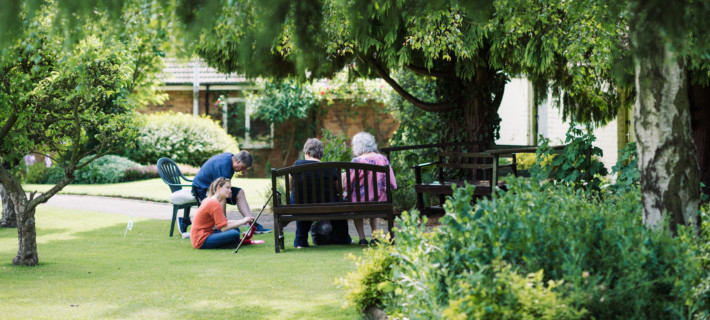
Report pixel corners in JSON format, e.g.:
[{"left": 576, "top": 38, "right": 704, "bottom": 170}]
[{"left": 192, "top": 59, "right": 200, "bottom": 116}]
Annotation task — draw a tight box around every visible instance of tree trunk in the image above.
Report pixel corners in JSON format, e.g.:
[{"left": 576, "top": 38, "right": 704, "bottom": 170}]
[
  {"left": 13, "top": 201, "right": 38, "bottom": 266},
  {"left": 438, "top": 67, "right": 505, "bottom": 149},
  {"left": 689, "top": 81, "right": 710, "bottom": 199},
  {"left": 634, "top": 45, "right": 700, "bottom": 234},
  {"left": 0, "top": 184, "right": 17, "bottom": 227}
]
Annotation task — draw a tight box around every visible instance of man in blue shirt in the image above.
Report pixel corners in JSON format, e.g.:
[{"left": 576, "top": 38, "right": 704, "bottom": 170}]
[{"left": 187, "top": 151, "right": 271, "bottom": 234}]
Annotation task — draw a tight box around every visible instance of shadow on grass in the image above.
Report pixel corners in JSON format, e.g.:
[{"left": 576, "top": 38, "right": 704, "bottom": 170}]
[{"left": 0, "top": 208, "right": 362, "bottom": 319}]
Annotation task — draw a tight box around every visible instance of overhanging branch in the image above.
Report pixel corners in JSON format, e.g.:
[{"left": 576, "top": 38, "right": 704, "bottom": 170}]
[
  {"left": 0, "top": 112, "right": 18, "bottom": 143},
  {"left": 359, "top": 54, "right": 454, "bottom": 113},
  {"left": 405, "top": 64, "right": 456, "bottom": 79}
]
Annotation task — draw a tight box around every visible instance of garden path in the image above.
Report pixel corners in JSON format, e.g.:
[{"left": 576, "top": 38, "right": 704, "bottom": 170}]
[
  {"left": 40, "top": 194, "right": 292, "bottom": 232},
  {"left": 40, "top": 194, "right": 374, "bottom": 237}
]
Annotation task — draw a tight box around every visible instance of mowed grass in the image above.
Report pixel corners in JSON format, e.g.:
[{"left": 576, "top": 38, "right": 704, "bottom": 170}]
[
  {"left": 22, "top": 178, "right": 273, "bottom": 206},
  {"left": 0, "top": 205, "right": 362, "bottom": 319}
]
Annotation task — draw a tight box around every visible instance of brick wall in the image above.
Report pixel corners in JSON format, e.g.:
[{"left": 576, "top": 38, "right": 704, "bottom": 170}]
[
  {"left": 246, "top": 101, "right": 399, "bottom": 177},
  {"left": 142, "top": 90, "right": 243, "bottom": 118},
  {"left": 143, "top": 90, "right": 399, "bottom": 178}
]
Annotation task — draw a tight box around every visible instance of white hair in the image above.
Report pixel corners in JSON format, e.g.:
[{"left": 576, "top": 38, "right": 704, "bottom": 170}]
[{"left": 351, "top": 132, "right": 378, "bottom": 157}]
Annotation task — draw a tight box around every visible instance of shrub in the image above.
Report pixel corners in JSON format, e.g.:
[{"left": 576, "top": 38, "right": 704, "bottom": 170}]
[
  {"left": 24, "top": 161, "right": 49, "bottom": 184},
  {"left": 337, "top": 246, "right": 396, "bottom": 313},
  {"left": 345, "top": 178, "right": 706, "bottom": 319},
  {"left": 531, "top": 126, "right": 608, "bottom": 191},
  {"left": 122, "top": 165, "right": 161, "bottom": 181},
  {"left": 122, "top": 112, "right": 239, "bottom": 166},
  {"left": 44, "top": 165, "right": 66, "bottom": 184},
  {"left": 609, "top": 141, "right": 639, "bottom": 192},
  {"left": 73, "top": 155, "right": 143, "bottom": 184},
  {"left": 46, "top": 155, "right": 142, "bottom": 184}
]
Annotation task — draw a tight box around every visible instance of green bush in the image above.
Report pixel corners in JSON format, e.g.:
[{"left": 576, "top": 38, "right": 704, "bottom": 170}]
[
  {"left": 74, "top": 155, "right": 143, "bottom": 184},
  {"left": 122, "top": 112, "right": 239, "bottom": 166},
  {"left": 344, "top": 178, "right": 706, "bottom": 319},
  {"left": 24, "top": 161, "right": 49, "bottom": 184},
  {"left": 45, "top": 155, "right": 142, "bottom": 184},
  {"left": 531, "top": 126, "right": 608, "bottom": 191},
  {"left": 44, "top": 165, "right": 66, "bottom": 184},
  {"left": 609, "top": 141, "right": 639, "bottom": 193},
  {"left": 337, "top": 246, "right": 395, "bottom": 313}
]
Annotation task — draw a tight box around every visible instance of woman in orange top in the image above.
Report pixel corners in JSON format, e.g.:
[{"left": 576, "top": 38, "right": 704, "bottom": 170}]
[{"left": 191, "top": 177, "right": 253, "bottom": 249}]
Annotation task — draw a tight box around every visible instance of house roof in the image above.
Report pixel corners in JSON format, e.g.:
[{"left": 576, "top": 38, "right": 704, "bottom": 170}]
[{"left": 161, "top": 59, "right": 249, "bottom": 85}]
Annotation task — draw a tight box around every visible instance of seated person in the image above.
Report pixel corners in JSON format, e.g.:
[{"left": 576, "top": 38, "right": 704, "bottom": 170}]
[
  {"left": 289, "top": 138, "right": 351, "bottom": 248},
  {"left": 346, "top": 132, "right": 397, "bottom": 245},
  {"left": 191, "top": 178, "right": 253, "bottom": 249},
  {"left": 186, "top": 150, "right": 271, "bottom": 234}
]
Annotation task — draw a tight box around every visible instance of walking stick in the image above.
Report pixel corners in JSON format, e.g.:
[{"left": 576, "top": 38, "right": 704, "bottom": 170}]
[{"left": 234, "top": 193, "right": 273, "bottom": 254}]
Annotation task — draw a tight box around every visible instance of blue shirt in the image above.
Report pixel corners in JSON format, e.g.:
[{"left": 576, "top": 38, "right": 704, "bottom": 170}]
[{"left": 192, "top": 153, "right": 234, "bottom": 193}]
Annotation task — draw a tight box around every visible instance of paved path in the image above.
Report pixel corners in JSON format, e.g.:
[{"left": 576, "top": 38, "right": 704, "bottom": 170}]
[
  {"left": 40, "top": 194, "right": 374, "bottom": 238},
  {"left": 40, "top": 194, "right": 293, "bottom": 232}
]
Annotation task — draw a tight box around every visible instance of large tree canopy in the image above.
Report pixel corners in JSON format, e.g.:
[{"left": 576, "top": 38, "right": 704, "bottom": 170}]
[
  {"left": 192, "top": 0, "right": 633, "bottom": 146},
  {"left": 2, "top": 0, "right": 709, "bottom": 236}
]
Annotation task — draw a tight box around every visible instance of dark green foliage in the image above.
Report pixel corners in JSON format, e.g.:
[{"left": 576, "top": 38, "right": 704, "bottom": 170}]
[
  {"left": 251, "top": 79, "right": 320, "bottom": 166},
  {"left": 531, "top": 126, "right": 608, "bottom": 191},
  {"left": 610, "top": 141, "right": 640, "bottom": 192},
  {"left": 320, "top": 128, "right": 351, "bottom": 162},
  {"left": 344, "top": 178, "right": 705, "bottom": 318},
  {"left": 387, "top": 71, "right": 446, "bottom": 211}
]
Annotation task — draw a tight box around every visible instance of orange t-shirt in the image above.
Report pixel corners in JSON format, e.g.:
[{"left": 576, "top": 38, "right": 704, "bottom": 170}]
[{"left": 190, "top": 198, "right": 228, "bottom": 248}]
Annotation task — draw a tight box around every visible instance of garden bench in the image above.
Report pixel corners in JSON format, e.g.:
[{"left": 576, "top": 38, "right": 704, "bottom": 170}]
[
  {"left": 412, "top": 144, "right": 567, "bottom": 215},
  {"left": 413, "top": 148, "right": 518, "bottom": 215},
  {"left": 270, "top": 161, "right": 395, "bottom": 253}
]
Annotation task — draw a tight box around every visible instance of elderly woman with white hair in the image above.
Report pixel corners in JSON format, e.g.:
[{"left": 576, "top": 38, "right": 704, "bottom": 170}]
[{"left": 346, "top": 132, "right": 397, "bottom": 245}]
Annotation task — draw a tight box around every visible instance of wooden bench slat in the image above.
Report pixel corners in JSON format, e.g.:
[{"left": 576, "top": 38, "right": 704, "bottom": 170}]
[{"left": 271, "top": 161, "right": 394, "bottom": 253}]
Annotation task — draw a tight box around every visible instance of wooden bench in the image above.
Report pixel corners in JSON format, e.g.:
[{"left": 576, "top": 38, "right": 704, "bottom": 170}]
[
  {"left": 270, "top": 161, "right": 395, "bottom": 253},
  {"left": 413, "top": 149, "right": 518, "bottom": 215},
  {"left": 411, "top": 145, "right": 568, "bottom": 215}
]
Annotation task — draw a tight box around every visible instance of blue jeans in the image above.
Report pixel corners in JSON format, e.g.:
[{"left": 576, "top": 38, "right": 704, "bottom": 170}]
[
  {"left": 291, "top": 195, "right": 312, "bottom": 247},
  {"left": 199, "top": 229, "right": 240, "bottom": 249},
  {"left": 194, "top": 186, "right": 243, "bottom": 205}
]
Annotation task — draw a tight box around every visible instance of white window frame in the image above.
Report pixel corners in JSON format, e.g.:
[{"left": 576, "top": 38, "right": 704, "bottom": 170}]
[{"left": 224, "top": 97, "right": 274, "bottom": 149}]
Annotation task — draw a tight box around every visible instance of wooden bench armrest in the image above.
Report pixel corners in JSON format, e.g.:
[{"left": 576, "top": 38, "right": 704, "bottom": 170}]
[{"left": 411, "top": 160, "right": 441, "bottom": 169}]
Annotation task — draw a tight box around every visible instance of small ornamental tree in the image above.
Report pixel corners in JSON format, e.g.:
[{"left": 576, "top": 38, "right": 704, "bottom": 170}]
[{"left": 0, "top": 7, "right": 163, "bottom": 265}]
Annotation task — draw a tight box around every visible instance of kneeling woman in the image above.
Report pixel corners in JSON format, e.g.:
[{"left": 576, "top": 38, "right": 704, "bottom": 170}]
[{"left": 191, "top": 177, "right": 253, "bottom": 249}]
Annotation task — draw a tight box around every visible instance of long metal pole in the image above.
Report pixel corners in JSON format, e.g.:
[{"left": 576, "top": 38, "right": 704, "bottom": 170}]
[{"left": 234, "top": 193, "right": 273, "bottom": 254}]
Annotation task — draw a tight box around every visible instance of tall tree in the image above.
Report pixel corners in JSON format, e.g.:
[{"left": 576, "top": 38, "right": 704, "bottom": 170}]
[
  {"left": 626, "top": 0, "right": 709, "bottom": 233},
  {"left": 0, "top": 4, "right": 166, "bottom": 265}
]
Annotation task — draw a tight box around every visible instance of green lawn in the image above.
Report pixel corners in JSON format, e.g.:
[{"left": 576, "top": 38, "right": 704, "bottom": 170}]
[
  {"left": 0, "top": 206, "right": 361, "bottom": 319},
  {"left": 22, "top": 178, "right": 273, "bottom": 205}
]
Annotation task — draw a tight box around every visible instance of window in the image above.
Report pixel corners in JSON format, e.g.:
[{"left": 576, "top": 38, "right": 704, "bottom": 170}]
[{"left": 223, "top": 97, "right": 273, "bottom": 148}]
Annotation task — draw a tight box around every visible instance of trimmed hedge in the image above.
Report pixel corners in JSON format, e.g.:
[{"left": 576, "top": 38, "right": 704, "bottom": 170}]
[{"left": 123, "top": 111, "right": 239, "bottom": 166}]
